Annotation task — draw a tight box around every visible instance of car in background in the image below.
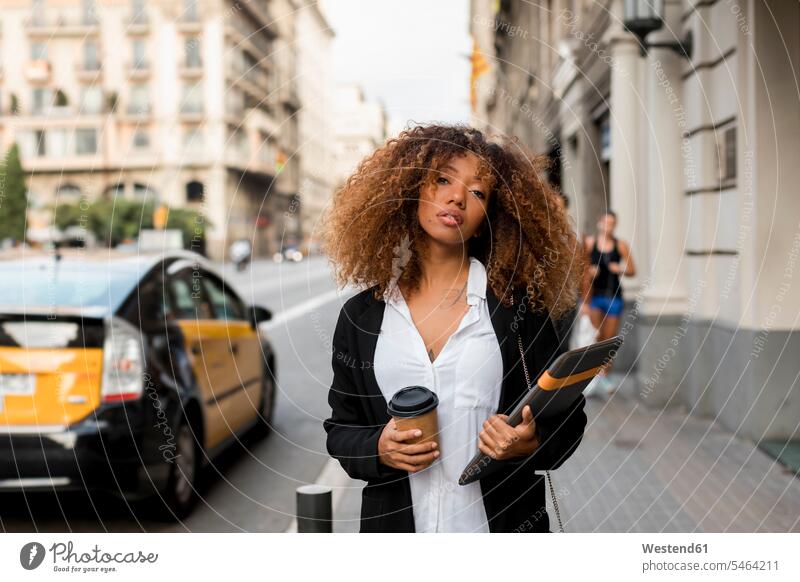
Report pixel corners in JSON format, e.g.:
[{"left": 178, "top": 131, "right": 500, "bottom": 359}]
[
  {"left": 0, "top": 249, "right": 276, "bottom": 519},
  {"left": 272, "top": 245, "right": 303, "bottom": 263}
]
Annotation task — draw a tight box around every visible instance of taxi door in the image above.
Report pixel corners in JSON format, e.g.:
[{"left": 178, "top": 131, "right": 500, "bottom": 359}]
[
  {"left": 199, "top": 273, "right": 262, "bottom": 433},
  {"left": 167, "top": 269, "right": 236, "bottom": 451}
]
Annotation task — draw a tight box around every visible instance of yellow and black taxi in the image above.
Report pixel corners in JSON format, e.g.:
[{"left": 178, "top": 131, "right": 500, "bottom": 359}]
[{"left": 0, "top": 249, "right": 276, "bottom": 519}]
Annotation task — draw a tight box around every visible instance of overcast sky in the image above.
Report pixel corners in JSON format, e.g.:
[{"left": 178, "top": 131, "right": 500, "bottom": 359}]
[{"left": 318, "top": 0, "right": 472, "bottom": 136}]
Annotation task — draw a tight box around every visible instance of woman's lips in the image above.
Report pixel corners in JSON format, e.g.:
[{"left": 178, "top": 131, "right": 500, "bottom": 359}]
[{"left": 437, "top": 211, "right": 463, "bottom": 227}]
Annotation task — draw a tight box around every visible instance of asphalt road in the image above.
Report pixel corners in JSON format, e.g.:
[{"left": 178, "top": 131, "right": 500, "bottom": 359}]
[{"left": 0, "top": 256, "right": 354, "bottom": 532}]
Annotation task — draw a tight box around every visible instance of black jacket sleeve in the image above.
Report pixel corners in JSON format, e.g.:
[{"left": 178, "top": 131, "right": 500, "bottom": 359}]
[
  {"left": 322, "top": 303, "right": 404, "bottom": 482},
  {"left": 509, "top": 307, "right": 587, "bottom": 472}
]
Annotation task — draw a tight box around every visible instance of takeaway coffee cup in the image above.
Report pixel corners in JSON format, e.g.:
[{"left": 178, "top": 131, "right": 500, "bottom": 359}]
[{"left": 387, "top": 386, "right": 440, "bottom": 449}]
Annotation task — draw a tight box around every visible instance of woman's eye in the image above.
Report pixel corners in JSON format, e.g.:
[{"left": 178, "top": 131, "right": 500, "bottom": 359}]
[
  {"left": 437, "top": 177, "right": 449, "bottom": 185},
  {"left": 472, "top": 190, "right": 485, "bottom": 199}
]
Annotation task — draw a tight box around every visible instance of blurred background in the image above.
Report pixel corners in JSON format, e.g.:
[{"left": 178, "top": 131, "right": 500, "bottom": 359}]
[{"left": 0, "top": 0, "right": 799, "bottom": 533}]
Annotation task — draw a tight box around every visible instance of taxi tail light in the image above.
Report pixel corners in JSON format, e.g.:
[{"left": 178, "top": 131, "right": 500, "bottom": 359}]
[{"left": 101, "top": 317, "right": 144, "bottom": 403}]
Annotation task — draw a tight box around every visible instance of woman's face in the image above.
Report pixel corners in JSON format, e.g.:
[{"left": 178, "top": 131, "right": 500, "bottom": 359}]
[
  {"left": 597, "top": 213, "right": 616, "bottom": 234},
  {"left": 417, "top": 153, "right": 492, "bottom": 247}
]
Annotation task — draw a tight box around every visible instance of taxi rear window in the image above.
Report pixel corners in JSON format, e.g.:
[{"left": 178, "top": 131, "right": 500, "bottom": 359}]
[{"left": 0, "top": 263, "right": 140, "bottom": 315}]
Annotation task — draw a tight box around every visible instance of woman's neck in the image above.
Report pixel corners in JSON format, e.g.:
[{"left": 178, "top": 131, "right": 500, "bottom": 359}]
[{"left": 418, "top": 242, "right": 470, "bottom": 293}]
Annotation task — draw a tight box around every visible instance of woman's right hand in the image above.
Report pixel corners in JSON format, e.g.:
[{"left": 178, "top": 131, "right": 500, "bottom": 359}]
[{"left": 377, "top": 418, "right": 439, "bottom": 472}]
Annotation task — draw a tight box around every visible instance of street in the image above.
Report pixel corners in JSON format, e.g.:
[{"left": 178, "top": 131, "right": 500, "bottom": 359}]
[
  {"left": 0, "top": 256, "right": 350, "bottom": 533},
  {"left": 2, "top": 257, "right": 799, "bottom": 533}
]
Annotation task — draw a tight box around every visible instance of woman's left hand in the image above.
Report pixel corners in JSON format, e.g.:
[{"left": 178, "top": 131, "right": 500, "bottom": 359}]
[{"left": 478, "top": 405, "right": 540, "bottom": 460}]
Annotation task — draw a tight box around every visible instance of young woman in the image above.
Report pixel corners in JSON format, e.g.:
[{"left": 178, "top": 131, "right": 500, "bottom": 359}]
[
  {"left": 321, "top": 124, "right": 588, "bottom": 533},
  {"left": 583, "top": 210, "right": 636, "bottom": 391}
]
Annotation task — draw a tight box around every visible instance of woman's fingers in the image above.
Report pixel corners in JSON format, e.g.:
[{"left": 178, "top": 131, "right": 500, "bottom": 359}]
[
  {"left": 482, "top": 415, "right": 516, "bottom": 451},
  {"left": 478, "top": 429, "right": 496, "bottom": 450},
  {"left": 392, "top": 450, "right": 438, "bottom": 467},
  {"left": 394, "top": 440, "right": 438, "bottom": 456},
  {"left": 391, "top": 428, "right": 423, "bottom": 442},
  {"left": 478, "top": 439, "right": 502, "bottom": 459},
  {"left": 515, "top": 406, "right": 537, "bottom": 439}
]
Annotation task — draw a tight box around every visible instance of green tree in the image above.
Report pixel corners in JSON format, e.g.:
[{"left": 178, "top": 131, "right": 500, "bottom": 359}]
[
  {"left": 52, "top": 197, "right": 209, "bottom": 251},
  {"left": 0, "top": 144, "right": 29, "bottom": 243}
]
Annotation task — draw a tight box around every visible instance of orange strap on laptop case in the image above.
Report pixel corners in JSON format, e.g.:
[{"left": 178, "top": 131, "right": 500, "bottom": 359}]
[{"left": 537, "top": 364, "right": 607, "bottom": 391}]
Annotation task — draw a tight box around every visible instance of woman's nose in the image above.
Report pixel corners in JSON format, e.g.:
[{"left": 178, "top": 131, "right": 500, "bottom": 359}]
[{"left": 445, "top": 183, "right": 467, "bottom": 207}]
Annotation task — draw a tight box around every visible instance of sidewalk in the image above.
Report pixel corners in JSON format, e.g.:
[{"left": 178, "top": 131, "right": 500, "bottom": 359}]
[{"left": 328, "top": 372, "right": 800, "bottom": 533}]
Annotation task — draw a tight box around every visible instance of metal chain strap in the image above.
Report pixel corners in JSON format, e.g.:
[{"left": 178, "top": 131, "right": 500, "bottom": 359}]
[{"left": 510, "top": 288, "right": 565, "bottom": 533}]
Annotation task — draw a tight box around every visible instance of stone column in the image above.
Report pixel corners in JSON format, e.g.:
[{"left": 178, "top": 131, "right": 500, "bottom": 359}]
[
  {"left": 605, "top": 18, "right": 645, "bottom": 376},
  {"left": 634, "top": 1, "right": 691, "bottom": 408}
]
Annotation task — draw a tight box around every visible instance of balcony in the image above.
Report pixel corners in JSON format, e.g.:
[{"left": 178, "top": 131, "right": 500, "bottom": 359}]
[
  {"left": 75, "top": 61, "right": 103, "bottom": 82},
  {"left": 127, "top": 13, "right": 150, "bottom": 35},
  {"left": 280, "top": 81, "right": 301, "bottom": 112},
  {"left": 125, "top": 102, "right": 151, "bottom": 117},
  {"left": 238, "top": 0, "right": 278, "bottom": 39},
  {"left": 177, "top": 12, "right": 202, "bottom": 33},
  {"left": 26, "top": 14, "right": 100, "bottom": 37},
  {"left": 127, "top": 61, "right": 151, "bottom": 80},
  {"left": 179, "top": 63, "right": 204, "bottom": 79},
  {"left": 26, "top": 60, "right": 51, "bottom": 83}
]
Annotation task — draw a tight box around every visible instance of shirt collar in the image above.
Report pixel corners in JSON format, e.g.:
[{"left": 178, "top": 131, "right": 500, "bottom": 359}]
[
  {"left": 465, "top": 256, "right": 486, "bottom": 305},
  {"left": 383, "top": 256, "right": 486, "bottom": 307}
]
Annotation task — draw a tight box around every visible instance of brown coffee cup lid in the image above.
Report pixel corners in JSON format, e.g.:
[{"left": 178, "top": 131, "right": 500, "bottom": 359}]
[{"left": 387, "top": 386, "right": 439, "bottom": 418}]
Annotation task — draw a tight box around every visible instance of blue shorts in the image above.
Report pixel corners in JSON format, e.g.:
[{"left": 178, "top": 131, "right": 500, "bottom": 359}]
[{"left": 589, "top": 295, "right": 624, "bottom": 317}]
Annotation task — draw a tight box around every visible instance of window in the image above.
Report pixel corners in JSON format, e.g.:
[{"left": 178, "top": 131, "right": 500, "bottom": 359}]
[
  {"left": 32, "top": 88, "right": 53, "bottom": 114},
  {"left": 31, "top": 0, "right": 46, "bottom": 26},
  {"left": 184, "top": 0, "right": 199, "bottom": 22},
  {"left": 185, "top": 37, "right": 202, "bottom": 68},
  {"left": 132, "top": 129, "right": 150, "bottom": 149},
  {"left": 599, "top": 115, "right": 610, "bottom": 162},
  {"left": 181, "top": 81, "right": 203, "bottom": 114},
  {"left": 0, "top": 263, "right": 140, "bottom": 313},
  {"left": 168, "top": 271, "right": 213, "bottom": 320},
  {"left": 230, "top": 126, "right": 248, "bottom": 157},
  {"left": 226, "top": 89, "right": 246, "bottom": 116},
  {"left": 30, "top": 42, "right": 47, "bottom": 61},
  {"left": 202, "top": 276, "right": 245, "bottom": 320},
  {"left": 56, "top": 184, "right": 82, "bottom": 199},
  {"left": 128, "top": 84, "right": 149, "bottom": 114},
  {"left": 131, "top": 0, "right": 147, "bottom": 24},
  {"left": 721, "top": 126, "right": 736, "bottom": 181},
  {"left": 18, "top": 130, "right": 46, "bottom": 158},
  {"left": 75, "top": 128, "right": 98, "bottom": 155},
  {"left": 186, "top": 180, "right": 204, "bottom": 202},
  {"left": 133, "top": 183, "right": 155, "bottom": 199},
  {"left": 104, "top": 183, "right": 125, "bottom": 198},
  {"left": 82, "top": 0, "right": 97, "bottom": 25},
  {"left": 183, "top": 126, "right": 204, "bottom": 153},
  {"left": 258, "top": 133, "right": 274, "bottom": 164},
  {"left": 80, "top": 86, "right": 104, "bottom": 114},
  {"left": 83, "top": 40, "right": 100, "bottom": 71},
  {"left": 46, "top": 129, "right": 68, "bottom": 158},
  {"left": 132, "top": 39, "right": 147, "bottom": 69}
]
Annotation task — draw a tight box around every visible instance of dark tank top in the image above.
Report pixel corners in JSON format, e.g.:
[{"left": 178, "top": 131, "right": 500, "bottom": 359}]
[{"left": 590, "top": 236, "right": 623, "bottom": 298}]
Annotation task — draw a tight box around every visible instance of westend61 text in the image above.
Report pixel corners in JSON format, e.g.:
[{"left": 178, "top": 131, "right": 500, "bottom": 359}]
[{"left": 642, "top": 543, "right": 708, "bottom": 554}]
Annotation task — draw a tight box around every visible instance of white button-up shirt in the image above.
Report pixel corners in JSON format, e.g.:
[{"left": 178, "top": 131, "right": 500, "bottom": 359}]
[{"left": 374, "top": 256, "right": 504, "bottom": 532}]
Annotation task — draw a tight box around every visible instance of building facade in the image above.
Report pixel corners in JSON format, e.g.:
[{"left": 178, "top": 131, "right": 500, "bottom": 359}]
[
  {"left": 331, "top": 85, "right": 388, "bottom": 187},
  {"left": 295, "top": 1, "right": 334, "bottom": 251},
  {"left": 471, "top": 0, "right": 800, "bottom": 443},
  {"left": 0, "top": 0, "right": 304, "bottom": 259}
]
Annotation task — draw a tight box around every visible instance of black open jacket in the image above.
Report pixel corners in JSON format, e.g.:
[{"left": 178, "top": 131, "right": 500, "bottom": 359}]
[{"left": 323, "top": 278, "right": 587, "bottom": 533}]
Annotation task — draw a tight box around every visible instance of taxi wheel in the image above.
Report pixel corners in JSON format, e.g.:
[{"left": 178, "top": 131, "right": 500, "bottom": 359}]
[
  {"left": 253, "top": 361, "right": 276, "bottom": 437},
  {"left": 155, "top": 419, "right": 200, "bottom": 520}
]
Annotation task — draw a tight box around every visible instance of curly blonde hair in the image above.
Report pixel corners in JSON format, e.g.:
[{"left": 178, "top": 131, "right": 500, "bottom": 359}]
[{"left": 320, "top": 123, "right": 585, "bottom": 320}]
